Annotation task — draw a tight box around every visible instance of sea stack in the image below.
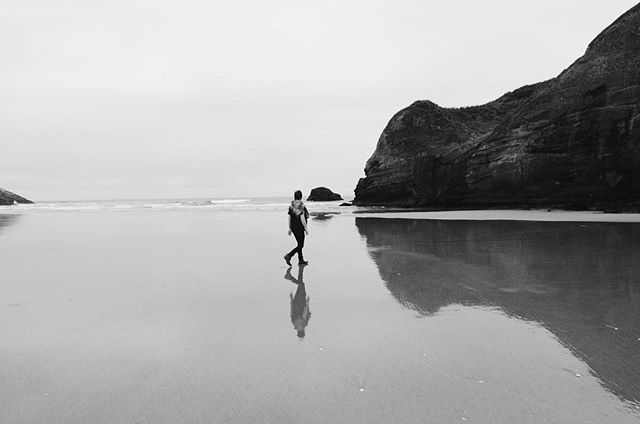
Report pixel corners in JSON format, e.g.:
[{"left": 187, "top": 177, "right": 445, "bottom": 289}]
[
  {"left": 307, "top": 187, "right": 343, "bottom": 201},
  {"left": 354, "top": 4, "right": 640, "bottom": 209},
  {"left": 0, "top": 187, "right": 33, "bottom": 205}
]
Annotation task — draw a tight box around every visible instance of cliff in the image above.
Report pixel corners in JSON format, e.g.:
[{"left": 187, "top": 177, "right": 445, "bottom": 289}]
[
  {"left": 354, "top": 4, "right": 640, "bottom": 208},
  {"left": 0, "top": 187, "right": 33, "bottom": 205}
]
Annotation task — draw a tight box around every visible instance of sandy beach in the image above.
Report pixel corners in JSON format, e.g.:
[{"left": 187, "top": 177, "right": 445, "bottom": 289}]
[
  {"left": 1, "top": 209, "right": 639, "bottom": 423},
  {"left": 354, "top": 209, "right": 640, "bottom": 222}
]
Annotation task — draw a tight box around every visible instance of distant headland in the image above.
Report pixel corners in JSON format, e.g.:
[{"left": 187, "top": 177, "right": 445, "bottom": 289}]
[
  {"left": 354, "top": 3, "right": 640, "bottom": 211},
  {"left": 0, "top": 187, "right": 33, "bottom": 205}
]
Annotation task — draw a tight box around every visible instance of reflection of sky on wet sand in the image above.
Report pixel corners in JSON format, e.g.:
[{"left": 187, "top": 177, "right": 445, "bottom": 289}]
[
  {"left": 1, "top": 211, "right": 639, "bottom": 423},
  {"left": 356, "top": 218, "right": 640, "bottom": 409}
]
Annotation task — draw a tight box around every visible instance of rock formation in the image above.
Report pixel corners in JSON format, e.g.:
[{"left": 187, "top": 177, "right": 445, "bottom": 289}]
[
  {"left": 354, "top": 4, "right": 640, "bottom": 209},
  {"left": 0, "top": 187, "right": 33, "bottom": 205},
  {"left": 307, "top": 187, "right": 343, "bottom": 201}
]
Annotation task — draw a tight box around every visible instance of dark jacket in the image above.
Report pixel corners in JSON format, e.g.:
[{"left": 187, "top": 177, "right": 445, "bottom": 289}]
[{"left": 288, "top": 205, "right": 309, "bottom": 233}]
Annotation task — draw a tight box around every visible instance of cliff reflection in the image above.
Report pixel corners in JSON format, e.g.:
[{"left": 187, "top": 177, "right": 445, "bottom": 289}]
[{"left": 356, "top": 217, "right": 640, "bottom": 405}]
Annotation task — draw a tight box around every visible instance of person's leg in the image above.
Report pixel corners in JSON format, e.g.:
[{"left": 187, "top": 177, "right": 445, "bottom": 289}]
[
  {"left": 286, "top": 244, "right": 298, "bottom": 260},
  {"left": 286, "top": 231, "right": 302, "bottom": 260},
  {"left": 293, "top": 231, "right": 305, "bottom": 263}
]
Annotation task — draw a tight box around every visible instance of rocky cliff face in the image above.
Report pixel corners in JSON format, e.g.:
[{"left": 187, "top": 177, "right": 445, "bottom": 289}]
[
  {"left": 354, "top": 4, "right": 640, "bottom": 208},
  {"left": 0, "top": 187, "right": 33, "bottom": 205}
]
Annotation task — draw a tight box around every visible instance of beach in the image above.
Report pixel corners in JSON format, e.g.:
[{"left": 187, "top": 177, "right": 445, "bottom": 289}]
[{"left": 1, "top": 206, "right": 639, "bottom": 423}]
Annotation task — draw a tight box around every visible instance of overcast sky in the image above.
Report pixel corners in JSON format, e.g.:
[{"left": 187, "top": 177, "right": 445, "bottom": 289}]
[{"left": 2, "top": 0, "right": 637, "bottom": 201}]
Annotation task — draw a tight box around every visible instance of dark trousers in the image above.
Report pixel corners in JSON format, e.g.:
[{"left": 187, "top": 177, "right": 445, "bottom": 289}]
[{"left": 287, "top": 230, "right": 305, "bottom": 262}]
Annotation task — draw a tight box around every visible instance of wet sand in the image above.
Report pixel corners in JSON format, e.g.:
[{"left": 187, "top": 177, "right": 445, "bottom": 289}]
[
  {"left": 355, "top": 209, "right": 640, "bottom": 222},
  {"left": 1, "top": 211, "right": 639, "bottom": 423}
]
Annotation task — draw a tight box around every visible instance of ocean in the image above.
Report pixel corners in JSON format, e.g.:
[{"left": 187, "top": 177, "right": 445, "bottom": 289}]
[{"left": 4, "top": 197, "right": 353, "bottom": 213}]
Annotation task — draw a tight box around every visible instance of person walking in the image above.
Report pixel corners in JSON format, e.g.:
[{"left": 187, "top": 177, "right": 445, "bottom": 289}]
[{"left": 284, "top": 190, "right": 309, "bottom": 265}]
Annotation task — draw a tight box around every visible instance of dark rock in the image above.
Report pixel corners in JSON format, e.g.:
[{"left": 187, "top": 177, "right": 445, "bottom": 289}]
[
  {"left": 307, "top": 187, "right": 343, "bottom": 201},
  {"left": 0, "top": 187, "right": 33, "bottom": 205},
  {"left": 339, "top": 202, "right": 352, "bottom": 207},
  {"left": 354, "top": 4, "right": 640, "bottom": 209}
]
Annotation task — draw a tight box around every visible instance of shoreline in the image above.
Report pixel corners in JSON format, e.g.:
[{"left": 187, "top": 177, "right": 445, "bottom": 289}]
[{"left": 2, "top": 200, "right": 640, "bottom": 223}]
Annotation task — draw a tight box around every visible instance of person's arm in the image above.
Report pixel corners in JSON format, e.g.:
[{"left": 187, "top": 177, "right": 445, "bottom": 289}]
[{"left": 287, "top": 213, "right": 292, "bottom": 236}]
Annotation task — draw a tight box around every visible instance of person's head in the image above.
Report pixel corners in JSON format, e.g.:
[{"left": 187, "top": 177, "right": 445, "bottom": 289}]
[{"left": 294, "top": 190, "right": 302, "bottom": 200}]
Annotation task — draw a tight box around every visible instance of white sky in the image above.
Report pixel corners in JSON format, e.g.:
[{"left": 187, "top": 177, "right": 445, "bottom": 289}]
[{"left": 1, "top": 0, "right": 637, "bottom": 201}]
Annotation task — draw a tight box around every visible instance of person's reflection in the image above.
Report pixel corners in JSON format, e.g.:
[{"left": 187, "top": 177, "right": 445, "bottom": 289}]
[{"left": 284, "top": 265, "right": 311, "bottom": 339}]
